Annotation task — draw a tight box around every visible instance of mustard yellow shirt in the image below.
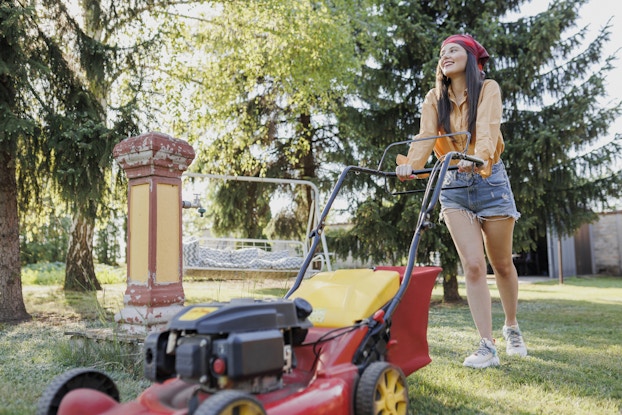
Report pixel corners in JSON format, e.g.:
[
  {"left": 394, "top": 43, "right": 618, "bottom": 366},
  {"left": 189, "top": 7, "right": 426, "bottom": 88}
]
[{"left": 399, "top": 79, "right": 504, "bottom": 178}]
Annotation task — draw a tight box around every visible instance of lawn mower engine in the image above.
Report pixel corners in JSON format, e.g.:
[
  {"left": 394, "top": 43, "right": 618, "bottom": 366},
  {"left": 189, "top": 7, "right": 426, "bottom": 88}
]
[{"left": 143, "top": 297, "right": 313, "bottom": 394}]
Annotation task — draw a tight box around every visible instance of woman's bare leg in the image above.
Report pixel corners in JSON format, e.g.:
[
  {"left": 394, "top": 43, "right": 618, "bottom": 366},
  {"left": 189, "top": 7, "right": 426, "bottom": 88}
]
[
  {"left": 443, "top": 210, "right": 492, "bottom": 340},
  {"left": 482, "top": 217, "right": 519, "bottom": 326}
]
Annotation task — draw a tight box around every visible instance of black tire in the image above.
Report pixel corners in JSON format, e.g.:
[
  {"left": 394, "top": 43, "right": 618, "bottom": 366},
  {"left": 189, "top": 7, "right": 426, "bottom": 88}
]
[
  {"left": 35, "top": 368, "right": 120, "bottom": 415},
  {"left": 194, "top": 390, "right": 266, "bottom": 415},
  {"left": 355, "top": 362, "right": 409, "bottom": 415}
]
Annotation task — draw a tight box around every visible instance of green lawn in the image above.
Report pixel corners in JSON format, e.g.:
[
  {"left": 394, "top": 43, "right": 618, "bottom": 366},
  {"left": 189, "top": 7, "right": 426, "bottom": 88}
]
[
  {"left": 412, "top": 277, "right": 622, "bottom": 414},
  {"left": 0, "top": 273, "right": 620, "bottom": 414}
]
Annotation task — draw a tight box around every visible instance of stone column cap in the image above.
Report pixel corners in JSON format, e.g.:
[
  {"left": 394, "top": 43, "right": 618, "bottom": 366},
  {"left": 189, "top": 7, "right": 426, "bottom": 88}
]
[{"left": 113, "top": 131, "right": 195, "bottom": 179}]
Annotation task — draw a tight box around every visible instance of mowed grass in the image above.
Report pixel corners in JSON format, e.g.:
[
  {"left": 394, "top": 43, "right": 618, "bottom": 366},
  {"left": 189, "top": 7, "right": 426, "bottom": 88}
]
[
  {"left": 0, "top": 270, "right": 620, "bottom": 415},
  {"left": 411, "top": 277, "right": 622, "bottom": 414}
]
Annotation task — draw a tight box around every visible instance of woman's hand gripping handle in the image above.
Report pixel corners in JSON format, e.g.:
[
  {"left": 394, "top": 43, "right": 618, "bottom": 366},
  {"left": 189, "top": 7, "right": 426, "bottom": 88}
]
[{"left": 395, "top": 154, "right": 430, "bottom": 181}]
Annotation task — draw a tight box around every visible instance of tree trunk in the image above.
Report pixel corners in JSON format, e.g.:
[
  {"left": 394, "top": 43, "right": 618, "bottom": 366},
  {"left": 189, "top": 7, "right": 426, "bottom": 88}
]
[
  {"left": 64, "top": 211, "right": 101, "bottom": 291},
  {"left": 443, "top": 274, "right": 462, "bottom": 302},
  {"left": 442, "top": 262, "right": 462, "bottom": 303},
  {"left": 0, "top": 150, "right": 31, "bottom": 323}
]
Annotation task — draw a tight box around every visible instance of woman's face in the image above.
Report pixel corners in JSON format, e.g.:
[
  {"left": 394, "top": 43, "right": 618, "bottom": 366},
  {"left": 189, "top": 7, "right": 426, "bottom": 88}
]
[{"left": 439, "top": 42, "right": 468, "bottom": 78}]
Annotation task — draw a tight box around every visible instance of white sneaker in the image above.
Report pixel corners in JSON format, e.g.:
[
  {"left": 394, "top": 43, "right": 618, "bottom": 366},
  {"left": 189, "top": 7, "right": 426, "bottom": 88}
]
[
  {"left": 463, "top": 338, "right": 500, "bottom": 368},
  {"left": 503, "top": 324, "right": 528, "bottom": 357}
]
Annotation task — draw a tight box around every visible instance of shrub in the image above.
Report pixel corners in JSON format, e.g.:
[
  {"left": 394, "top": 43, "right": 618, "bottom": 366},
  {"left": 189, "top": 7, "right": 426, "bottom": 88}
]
[{"left": 21, "top": 262, "right": 65, "bottom": 285}]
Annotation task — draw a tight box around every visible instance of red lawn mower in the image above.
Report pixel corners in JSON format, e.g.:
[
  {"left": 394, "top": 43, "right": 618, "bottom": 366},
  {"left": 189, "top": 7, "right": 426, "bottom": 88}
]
[{"left": 37, "top": 138, "right": 482, "bottom": 415}]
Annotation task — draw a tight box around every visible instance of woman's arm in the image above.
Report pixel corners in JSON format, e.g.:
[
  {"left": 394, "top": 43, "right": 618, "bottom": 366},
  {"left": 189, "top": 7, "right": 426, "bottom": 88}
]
[
  {"left": 474, "top": 80, "right": 503, "bottom": 166},
  {"left": 399, "top": 89, "right": 439, "bottom": 169}
]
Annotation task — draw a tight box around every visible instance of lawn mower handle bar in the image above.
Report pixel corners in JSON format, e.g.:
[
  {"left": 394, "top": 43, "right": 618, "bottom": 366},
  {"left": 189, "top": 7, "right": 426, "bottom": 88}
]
[
  {"left": 389, "top": 151, "right": 485, "bottom": 177},
  {"left": 376, "top": 131, "right": 480, "bottom": 171},
  {"left": 286, "top": 146, "right": 481, "bottom": 310}
]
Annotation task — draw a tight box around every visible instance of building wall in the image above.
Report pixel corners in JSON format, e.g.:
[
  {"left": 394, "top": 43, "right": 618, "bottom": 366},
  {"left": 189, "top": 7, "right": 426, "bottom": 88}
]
[
  {"left": 547, "top": 230, "right": 577, "bottom": 279},
  {"left": 547, "top": 211, "right": 622, "bottom": 278},
  {"left": 591, "top": 211, "right": 622, "bottom": 275}
]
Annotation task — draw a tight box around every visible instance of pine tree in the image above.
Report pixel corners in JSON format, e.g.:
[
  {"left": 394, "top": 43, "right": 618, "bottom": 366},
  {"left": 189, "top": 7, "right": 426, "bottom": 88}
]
[
  {"left": 34, "top": 0, "right": 173, "bottom": 290},
  {"left": 33, "top": 1, "right": 117, "bottom": 291},
  {"left": 0, "top": 2, "right": 39, "bottom": 322},
  {"left": 499, "top": 3, "right": 622, "bottom": 242},
  {"left": 332, "top": 0, "right": 622, "bottom": 301}
]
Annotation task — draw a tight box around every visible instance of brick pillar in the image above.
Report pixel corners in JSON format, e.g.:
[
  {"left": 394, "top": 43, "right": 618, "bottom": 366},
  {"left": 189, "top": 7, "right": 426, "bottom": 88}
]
[{"left": 113, "top": 132, "right": 195, "bottom": 334}]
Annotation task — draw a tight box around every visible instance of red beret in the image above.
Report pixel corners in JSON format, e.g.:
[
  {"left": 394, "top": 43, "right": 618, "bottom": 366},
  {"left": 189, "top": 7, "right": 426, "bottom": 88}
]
[{"left": 442, "top": 34, "right": 489, "bottom": 70}]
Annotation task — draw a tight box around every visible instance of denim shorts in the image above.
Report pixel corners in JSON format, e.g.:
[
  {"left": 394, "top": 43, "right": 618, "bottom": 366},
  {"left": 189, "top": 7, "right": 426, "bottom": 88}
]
[{"left": 439, "top": 160, "right": 520, "bottom": 222}]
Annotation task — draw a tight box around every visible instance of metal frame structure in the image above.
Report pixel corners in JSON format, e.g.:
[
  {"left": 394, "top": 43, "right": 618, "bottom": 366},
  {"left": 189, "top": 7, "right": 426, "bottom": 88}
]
[{"left": 183, "top": 173, "right": 332, "bottom": 272}]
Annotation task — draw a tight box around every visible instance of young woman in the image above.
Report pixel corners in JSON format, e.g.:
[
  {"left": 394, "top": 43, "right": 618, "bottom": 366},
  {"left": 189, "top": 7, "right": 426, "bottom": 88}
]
[{"left": 396, "top": 34, "right": 527, "bottom": 368}]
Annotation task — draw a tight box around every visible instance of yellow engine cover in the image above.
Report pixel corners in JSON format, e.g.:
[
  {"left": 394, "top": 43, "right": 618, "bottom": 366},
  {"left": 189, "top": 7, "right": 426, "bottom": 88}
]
[{"left": 291, "top": 269, "right": 400, "bottom": 327}]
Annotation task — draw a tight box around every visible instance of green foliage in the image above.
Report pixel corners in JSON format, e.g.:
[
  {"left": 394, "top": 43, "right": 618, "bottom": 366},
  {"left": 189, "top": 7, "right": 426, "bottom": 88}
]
[
  {"left": 10, "top": 0, "right": 619, "bottom": 301},
  {"left": 265, "top": 209, "right": 307, "bottom": 241},
  {"left": 153, "top": 0, "right": 369, "bottom": 239},
  {"left": 93, "top": 264, "right": 127, "bottom": 284},
  {"left": 94, "top": 221, "right": 122, "bottom": 266},
  {"left": 129, "top": 0, "right": 622, "bottom": 299},
  {"left": 1, "top": 2, "right": 45, "bottom": 204},
  {"left": 333, "top": 0, "right": 622, "bottom": 280},
  {"left": 19, "top": 203, "right": 71, "bottom": 264},
  {"left": 327, "top": 197, "right": 405, "bottom": 264},
  {"left": 20, "top": 262, "right": 66, "bottom": 285},
  {"left": 1, "top": 1, "right": 48, "bottom": 322},
  {"left": 207, "top": 181, "right": 274, "bottom": 239},
  {"left": 10, "top": 0, "right": 170, "bottom": 292},
  {"left": 194, "top": 1, "right": 361, "bottom": 118},
  {"left": 19, "top": 3, "right": 119, "bottom": 211},
  {"left": 498, "top": 1, "right": 622, "bottom": 243}
]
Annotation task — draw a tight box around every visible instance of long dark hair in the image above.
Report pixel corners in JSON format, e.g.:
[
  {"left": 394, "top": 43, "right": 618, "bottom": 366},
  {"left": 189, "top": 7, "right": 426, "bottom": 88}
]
[{"left": 435, "top": 49, "right": 485, "bottom": 141}]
